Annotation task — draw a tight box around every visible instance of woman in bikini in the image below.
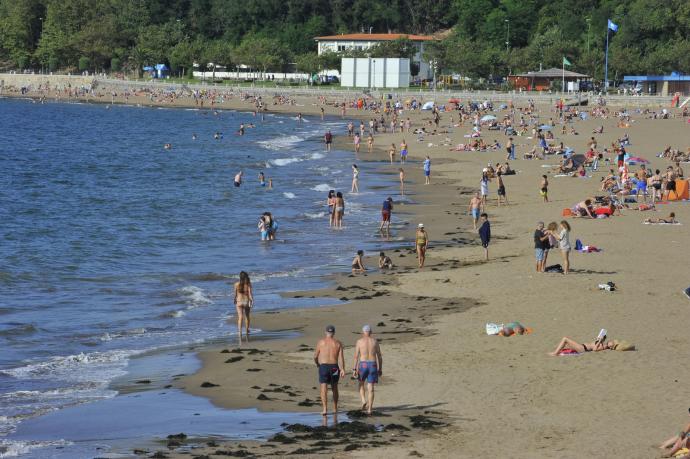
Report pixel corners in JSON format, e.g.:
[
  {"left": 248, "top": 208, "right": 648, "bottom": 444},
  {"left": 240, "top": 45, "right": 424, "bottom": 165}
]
[
  {"left": 548, "top": 336, "right": 613, "bottom": 356},
  {"left": 415, "top": 223, "right": 428, "bottom": 268},
  {"left": 351, "top": 164, "right": 360, "bottom": 193},
  {"left": 327, "top": 190, "right": 336, "bottom": 227},
  {"left": 388, "top": 143, "right": 396, "bottom": 164},
  {"left": 233, "top": 271, "right": 254, "bottom": 339},
  {"left": 333, "top": 191, "right": 345, "bottom": 229}
]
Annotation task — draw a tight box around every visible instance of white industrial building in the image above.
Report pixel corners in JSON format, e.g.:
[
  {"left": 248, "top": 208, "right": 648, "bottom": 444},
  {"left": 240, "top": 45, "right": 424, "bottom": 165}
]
[
  {"left": 340, "top": 58, "right": 410, "bottom": 88},
  {"left": 315, "top": 33, "right": 433, "bottom": 79}
]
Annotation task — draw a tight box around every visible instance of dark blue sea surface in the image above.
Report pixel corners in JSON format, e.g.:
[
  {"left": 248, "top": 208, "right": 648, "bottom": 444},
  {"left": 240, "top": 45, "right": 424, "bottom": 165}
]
[{"left": 0, "top": 98, "right": 407, "bottom": 457}]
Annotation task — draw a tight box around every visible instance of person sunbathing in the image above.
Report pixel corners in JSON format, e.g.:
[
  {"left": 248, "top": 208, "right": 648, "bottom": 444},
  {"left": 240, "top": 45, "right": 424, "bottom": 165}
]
[
  {"left": 644, "top": 212, "right": 677, "bottom": 224},
  {"left": 499, "top": 322, "right": 527, "bottom": 336},
  {"left": 573, "top": 199, "right": 595, "bottom": 218},
  {"left": 549, "top": 336, "right": 613, "bottom": 356},
  {"left": 558, "top": 158, "right": 575, "bottom": 173},
  {"left": 659, "top": 410, "right": 690, "bottom": 458}
]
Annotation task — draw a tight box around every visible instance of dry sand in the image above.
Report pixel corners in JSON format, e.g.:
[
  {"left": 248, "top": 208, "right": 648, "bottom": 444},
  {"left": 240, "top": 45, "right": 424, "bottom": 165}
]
[{"left": 10, "top": 85, "right": 689, "bottom": 458}]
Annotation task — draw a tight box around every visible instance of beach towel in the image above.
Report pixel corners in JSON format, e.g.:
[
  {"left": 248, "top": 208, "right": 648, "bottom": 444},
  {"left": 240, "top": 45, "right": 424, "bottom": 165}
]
[
  {"left": 558, "top": 349, "right": 580, "bottom": 356},
  {"left": 673, "top": 447, "right": 689, "bottom": 458},
  {"left": 643, "top": 221, "right": 682, "bottom": 225},
  {"left": 485, "top": 323, "right": 503, "bottom": 335},
  {"left": 545, "top": 264, "right": 563, "bottom": 273}
]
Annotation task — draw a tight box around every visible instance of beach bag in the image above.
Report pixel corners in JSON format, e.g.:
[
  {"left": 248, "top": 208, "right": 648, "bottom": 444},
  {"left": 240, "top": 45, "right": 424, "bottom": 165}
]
[
  {"left": 562, "top": 208, "right": 574, "bottom": 217},
  {"left": 485, "top": 323, "right": 503, "bottom": 335},
  {"left": 612, "top": 340, "right": 635, "bottom": 351},
  {"left": 574, "top": 239, "right": 583, "bottom": 251},
  {"left": 545, "top": 264, "right": 563, "bottom": 273}
]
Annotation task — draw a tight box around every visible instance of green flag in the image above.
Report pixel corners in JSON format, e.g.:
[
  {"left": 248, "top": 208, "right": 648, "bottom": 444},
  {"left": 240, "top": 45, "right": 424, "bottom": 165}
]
[{"left": 563, "top": 56, "right": 572, "bottom": 66}]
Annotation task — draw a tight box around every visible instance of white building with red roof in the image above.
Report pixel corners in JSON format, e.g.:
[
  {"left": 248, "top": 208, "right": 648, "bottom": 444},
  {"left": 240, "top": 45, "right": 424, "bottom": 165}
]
[{"left": 315, "top": 33, "right": 434, "bottom": 79}]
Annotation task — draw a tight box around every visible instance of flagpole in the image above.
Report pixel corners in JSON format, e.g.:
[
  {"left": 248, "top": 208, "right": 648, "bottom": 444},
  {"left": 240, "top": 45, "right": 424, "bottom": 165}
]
[{"left": 604, "top": 27, "right": 610, "bottom": 92}]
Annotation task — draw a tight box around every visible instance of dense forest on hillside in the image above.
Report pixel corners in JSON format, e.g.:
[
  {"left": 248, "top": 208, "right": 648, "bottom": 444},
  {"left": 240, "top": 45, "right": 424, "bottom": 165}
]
[{"left": 1, "top": 0, "right": 689, "bottom": 81}]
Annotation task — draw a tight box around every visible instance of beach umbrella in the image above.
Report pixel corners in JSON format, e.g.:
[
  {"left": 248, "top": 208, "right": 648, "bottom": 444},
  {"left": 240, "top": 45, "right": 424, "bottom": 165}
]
[
  {"left": 421, "top": 101, "right": 435, "bottom": 110},
  {"left": 449, "top": 98, "right": 460, "bottom": 104},
  {"left": 626, "top": 156, "right": 649, "bottom": 164},
  {"left": 539, "top": 124, "right": 553, "bottom": 130},
  {"left": 481, "top": 115, "right": 497, "bottom": 122}
]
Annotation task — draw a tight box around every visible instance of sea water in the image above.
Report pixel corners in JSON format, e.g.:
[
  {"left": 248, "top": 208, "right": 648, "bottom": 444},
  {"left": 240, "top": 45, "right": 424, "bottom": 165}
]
[{"left": 0, "top": 99, "right": 406, "bottom": 457}]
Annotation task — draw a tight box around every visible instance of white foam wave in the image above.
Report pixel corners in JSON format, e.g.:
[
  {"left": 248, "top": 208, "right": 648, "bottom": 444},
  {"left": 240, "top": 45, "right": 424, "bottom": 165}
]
[
  {"left": 283, "top": 192, "right": 296, "bottom": 199},
  {"left": 311, "top": 184, "right": 332, "bottom": 192},
  {"left": 304, "top": 212, "right": 326, "bottom": 219},
  {"left": 251, "top": 268, "right": 305, "bottom": 283},
  {"left": 0, "top": 349, "right": 138, "bottom": 383},
  {"left": 310, "top": 153, "right": 325, "bottom": 160},
  {"left": 179, "top": 286, "right": 212, "bottom": 306},
  {"left": 258, "top": 135, "right": 304, "bottom": 151},
  {"left": 270, "top": 157, "right": 301, "bottom": 166},
  {"left": 0, "top": 440, "right": 72, "bottom": 458}
]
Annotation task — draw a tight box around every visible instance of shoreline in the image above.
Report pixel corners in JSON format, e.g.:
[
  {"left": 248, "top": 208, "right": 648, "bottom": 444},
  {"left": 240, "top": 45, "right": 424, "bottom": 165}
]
[{"left": 4, "top": 89, "right": 690, "bottom": 458}]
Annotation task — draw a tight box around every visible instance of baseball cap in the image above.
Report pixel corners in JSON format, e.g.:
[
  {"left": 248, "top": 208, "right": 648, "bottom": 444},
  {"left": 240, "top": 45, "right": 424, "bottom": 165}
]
[
  {"left": 325, "top": 325, "right": 335, "bottom": 333},
  {"left": 418, "top": 223, "right": 424, "bottom": 228},
  {"left": 362, "top": 324, "right": 371, "bottom": 333}
]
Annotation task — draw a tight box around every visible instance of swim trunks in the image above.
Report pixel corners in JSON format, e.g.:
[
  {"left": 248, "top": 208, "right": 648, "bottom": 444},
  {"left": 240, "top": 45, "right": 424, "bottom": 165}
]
[
  {"left": 424, "top": 169, "right": 430, "bottom": 176},
  {"left": 234, "top": 182, "right": 241, "bottom": 187},
  {"left": 498, "top": 186, "right": 506, "bottom": 196},
  {"left": 318, "top": 364, "right": 340, "bottom": 385},
  {"left": 381, "top": 210, "right": 390, "bottom": 222},
  {"left": 535, "top": 248, "right": 545, "bottom": 261},
  {"left": 667, "top": 180, "right": 676, "bottom": 191},
  {"left": 357, "top": 361, "right": 379, "bottom": 384},
  {"left": 401, "top": 149, "right": 408, "bottom": 156},
  {"left": 471, "top": 208, "right": 480, "bottom": 219}
]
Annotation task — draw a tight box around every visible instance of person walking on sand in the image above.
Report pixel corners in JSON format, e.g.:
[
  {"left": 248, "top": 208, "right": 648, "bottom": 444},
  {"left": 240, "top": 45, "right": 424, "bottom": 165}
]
[
  {"left": 400, "top": 139, "right": 408, "bottom": 164},
  {"left": 496, "top": 172, "right": 507, "bottom": 206},
  {"left": 547, "top": 220, "right": 572, "bottom": 274},
  {"left": 324, "top": 129, "right": 333, "bottom": 152},
  {"left": 353, "top": 325, "right": 383, "bottom": 415},
  {"left": 540, "top": 175, "right": 549, "bottom": 202},
  {"left": 399, "top": 168, "right": 405, "bottom": 195},
  {"left": 313, "top": 325, "right": 345, "bottom": 416},
  {"left": 367, "top": 133, "right": 374, "bottom": 153},
  {"left": 388, "top": 143, "right": 396, "bottom": 163},
  {"left": 351, "top": 164, "right": 360, "bottom": 193},
  {"left": 333, "top": 192, "right": 345, "bottom": 229},
  {"left": 233, "top": 271, "right": 254, "bottom": 340},
  {"left": 478, "top": 213, "right": 491, "bottom": 260},
  {"left": 415, "top": 223, "right": 428, "bottom": 268},
  {"left": 380, "top": 197, "right": 393, "bottom": 233},
  {"left": 468, "top": 192, "right": 483, "bottom": 230},
  {"left": 506, "top": 137, "right": 515, "bottom": 160},
  {"left": 480, "top": 171, "right": 490, "bottom": 206},
  {"left": 423, "top": 156, "right": 431, "bottom": 185}
]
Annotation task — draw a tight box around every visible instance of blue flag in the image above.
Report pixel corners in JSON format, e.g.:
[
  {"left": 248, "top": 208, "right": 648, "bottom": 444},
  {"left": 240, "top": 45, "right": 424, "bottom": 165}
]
[{"left": 608, "top": 19, "right": 619, "bottom": 32}]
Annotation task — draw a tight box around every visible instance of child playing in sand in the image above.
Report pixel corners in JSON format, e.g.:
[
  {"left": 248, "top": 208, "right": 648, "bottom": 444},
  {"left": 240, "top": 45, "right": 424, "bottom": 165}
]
[{"left": 378, "top": 252, "right": 394, "bottom": 269}]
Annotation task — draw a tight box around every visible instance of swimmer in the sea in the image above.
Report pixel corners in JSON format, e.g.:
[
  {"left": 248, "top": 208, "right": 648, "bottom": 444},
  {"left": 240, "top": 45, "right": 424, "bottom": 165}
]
[{"left": 234, "top": 171, "right": 243, "bottom": 187}]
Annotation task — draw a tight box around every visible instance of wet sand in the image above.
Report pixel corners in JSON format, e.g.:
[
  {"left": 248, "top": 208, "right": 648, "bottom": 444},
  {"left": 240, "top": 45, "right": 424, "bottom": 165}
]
[{"left": 11, "top": 84, "right": 688, "bottom": 457}]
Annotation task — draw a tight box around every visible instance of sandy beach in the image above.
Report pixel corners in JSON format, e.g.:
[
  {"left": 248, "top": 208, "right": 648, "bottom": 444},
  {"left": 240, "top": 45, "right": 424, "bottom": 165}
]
[{"left": 6, "top": 78, "right": 690, "bottom": 458}]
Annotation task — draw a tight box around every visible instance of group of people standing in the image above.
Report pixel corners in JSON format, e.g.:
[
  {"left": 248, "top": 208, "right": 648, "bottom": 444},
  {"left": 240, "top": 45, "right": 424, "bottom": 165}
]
[
  {"left": 326, "top": 190, "right": 346, "bottom": 229},
  {"left": 533, "top": 221, "right": 572, "bottom": 274}
]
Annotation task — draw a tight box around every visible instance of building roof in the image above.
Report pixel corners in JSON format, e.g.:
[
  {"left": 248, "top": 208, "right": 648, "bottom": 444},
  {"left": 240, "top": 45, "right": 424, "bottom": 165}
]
[
  {"left": 624, "top": 73, "right": 690, "bottom": 81},
  {"left": 315, "top": 33, "right": 434, "bottom": 42},
  {"left": 513, "top": 68, "right": 589, "bottom": 78}
]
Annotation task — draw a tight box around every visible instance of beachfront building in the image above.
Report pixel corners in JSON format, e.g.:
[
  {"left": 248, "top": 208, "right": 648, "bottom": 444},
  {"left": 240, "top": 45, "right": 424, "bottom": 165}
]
[
  {"left": 509, "top": 68, "right": 590, "bottom": 92},
  {"left": 623, "top": 72, "right": 690, "bottom": 96},
  {"left": 340, "top": 58, "right": 410, "bottom": 88},
  {"left": 315, "top": 33, "right": 434, "bottom": 79}
]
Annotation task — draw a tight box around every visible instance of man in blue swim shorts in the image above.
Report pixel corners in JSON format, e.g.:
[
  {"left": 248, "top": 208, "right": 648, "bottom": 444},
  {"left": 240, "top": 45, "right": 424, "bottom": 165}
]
[
  {"left": 314, "top": 325, "right": 345, "bottom": 416},
  {"left": 352, "top": 324, "right": 383, "bottom": 415}
]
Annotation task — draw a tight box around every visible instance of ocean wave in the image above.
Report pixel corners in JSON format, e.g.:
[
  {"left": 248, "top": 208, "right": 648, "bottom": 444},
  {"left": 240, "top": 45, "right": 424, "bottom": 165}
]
[
  {"left": 282, "top": 192, "right": 296, "bottom": 199},
  {"left": 99, "top": 327, "right": 147, "bottom": 342},
  {"left": 310, "top": 153, "right": 325, "bottom": 160},
  {"left": 251, "top": 268, "right": 305, "bottom": 283},
  {"left": 178, "top": 286, "right": 213, "bottom": 306},
  {"left": 303, "top": 212, "right": 326, "bottom": 219},
  {"left": 311, "top": 183, "right": 332, "bottom": 192},
  {"left": 270, "top": 157, "right": 301, "bottom": 166},
  {"left": 186, "top": 272, "right": 231, "bottom": 282},
  {"left": 0, "top": 440, "right": 72, "bottom": 458},
  {"left": 0, "top": 349, "right": 138, "bottom": 383},
  {"left": 0, "top": 324, "right": 38, "bottom": 337},
  {"left": 257, "top": 135, "right": 305, "bottom": 151}
]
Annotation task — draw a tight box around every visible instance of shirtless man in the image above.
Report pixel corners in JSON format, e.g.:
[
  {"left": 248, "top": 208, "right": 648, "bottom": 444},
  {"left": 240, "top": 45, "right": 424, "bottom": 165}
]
[
  {"left": 468, "top": 192, "right": 483, "bottom": 230},
  {"left": 313, "top": 325, "right": 345, "bottom": 416},
  {"left": 352, "top": 325, "right": 383, "bottom": 415},
  {"left": 635, "top": 165, "right": 648, "bottom": 201}
]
